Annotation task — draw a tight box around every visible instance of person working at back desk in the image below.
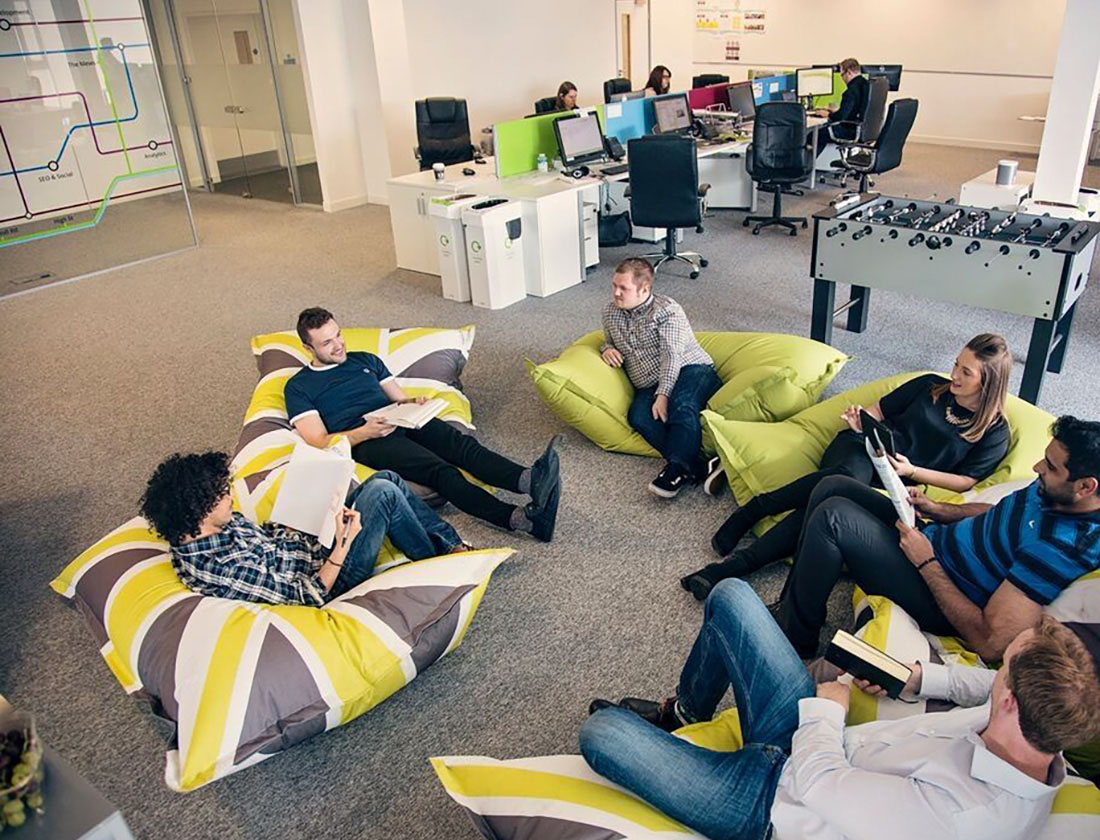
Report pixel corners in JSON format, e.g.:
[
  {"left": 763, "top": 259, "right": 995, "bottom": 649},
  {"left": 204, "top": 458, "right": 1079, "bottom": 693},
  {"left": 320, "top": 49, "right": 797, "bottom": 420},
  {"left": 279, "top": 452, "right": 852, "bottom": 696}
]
[
  {"left": 554, "top": 81, "right": 578, "bottom": 111},
  {"left": 815, "top": 57, "right": 869, "bottom": 155}
]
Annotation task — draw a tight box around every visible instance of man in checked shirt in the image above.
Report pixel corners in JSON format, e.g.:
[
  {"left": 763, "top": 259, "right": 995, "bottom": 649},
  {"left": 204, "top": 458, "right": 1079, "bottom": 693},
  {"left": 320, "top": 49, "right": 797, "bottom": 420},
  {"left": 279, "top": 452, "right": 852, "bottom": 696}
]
[
  {"left": 140, "top": 451, "right": 468, "bottom": 606},
  {"left": 601, "top": 258, "right": 722, "bottom": 498}
]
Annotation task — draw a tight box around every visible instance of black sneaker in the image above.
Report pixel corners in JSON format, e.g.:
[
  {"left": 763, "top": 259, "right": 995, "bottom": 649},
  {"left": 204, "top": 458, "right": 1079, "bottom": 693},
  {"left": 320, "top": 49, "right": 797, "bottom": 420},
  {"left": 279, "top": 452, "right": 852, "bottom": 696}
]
[
  {"left": 524, "top": 479, "right": 561, "bottom": 542},
  {"left": 648, "top": 463, "right": 691, "bottom": 499},
  {"left": 530, "top": 434, "right": 562, "bottom": 509},
  {"left": 702, "top": 456, "right": 727, "bottom": 497},
  {"left": 587, "top": 696, "right": 685, "bottom": 733}
]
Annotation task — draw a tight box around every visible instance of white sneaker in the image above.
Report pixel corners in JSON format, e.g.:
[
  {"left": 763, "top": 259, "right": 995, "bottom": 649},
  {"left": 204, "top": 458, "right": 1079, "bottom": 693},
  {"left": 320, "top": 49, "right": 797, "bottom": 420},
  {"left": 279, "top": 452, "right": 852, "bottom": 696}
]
[{"left": 702, "top": 456, "right": 727, "bottom": 497}]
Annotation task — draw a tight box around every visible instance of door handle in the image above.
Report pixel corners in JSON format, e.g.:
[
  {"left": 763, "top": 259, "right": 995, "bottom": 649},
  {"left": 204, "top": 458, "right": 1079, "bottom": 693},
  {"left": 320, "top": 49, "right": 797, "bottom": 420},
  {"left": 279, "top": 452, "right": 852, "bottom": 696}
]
[{"left": 223, "top": 105, "right": 247, "bottom": 114}]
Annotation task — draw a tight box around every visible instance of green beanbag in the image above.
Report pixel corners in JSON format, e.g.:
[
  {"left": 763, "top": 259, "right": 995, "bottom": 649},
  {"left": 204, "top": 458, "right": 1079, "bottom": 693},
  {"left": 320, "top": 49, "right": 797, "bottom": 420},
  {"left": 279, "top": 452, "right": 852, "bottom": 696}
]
[
  {"left": 702, "top": 372, "right": 1055, "bottom": 514},
  {"left": 526, "top": 331, "right": 850, "bottom": 456}
]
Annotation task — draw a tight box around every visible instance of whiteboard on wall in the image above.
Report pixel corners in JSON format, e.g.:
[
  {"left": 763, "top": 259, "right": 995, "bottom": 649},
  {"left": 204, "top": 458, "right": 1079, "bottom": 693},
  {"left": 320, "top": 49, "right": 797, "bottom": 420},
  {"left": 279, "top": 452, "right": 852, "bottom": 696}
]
[{"left": 693, "top": 0, "right": 1064, "bottom": 78}]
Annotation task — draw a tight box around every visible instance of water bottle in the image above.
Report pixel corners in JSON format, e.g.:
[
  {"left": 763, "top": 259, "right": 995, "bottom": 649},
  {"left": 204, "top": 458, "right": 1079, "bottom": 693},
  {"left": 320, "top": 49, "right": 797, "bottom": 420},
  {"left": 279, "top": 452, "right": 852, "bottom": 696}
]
[{"left": 536, "top": 152, "right": 548, "bottom": 173}]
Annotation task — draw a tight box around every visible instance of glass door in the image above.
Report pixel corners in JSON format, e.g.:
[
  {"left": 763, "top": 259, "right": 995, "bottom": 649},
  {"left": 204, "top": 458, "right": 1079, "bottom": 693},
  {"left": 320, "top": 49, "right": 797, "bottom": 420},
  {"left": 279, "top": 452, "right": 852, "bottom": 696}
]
[{"left": 148, "top": 0, "right": 318, "bottom": 205}]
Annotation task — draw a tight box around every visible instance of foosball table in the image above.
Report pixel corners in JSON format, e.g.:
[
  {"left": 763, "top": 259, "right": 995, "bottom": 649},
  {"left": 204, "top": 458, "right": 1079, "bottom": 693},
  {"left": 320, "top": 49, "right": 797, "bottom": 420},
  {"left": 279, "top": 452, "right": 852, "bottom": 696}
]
[{"left": 810, "top": 194, "right": 1100, "bottom": 404}]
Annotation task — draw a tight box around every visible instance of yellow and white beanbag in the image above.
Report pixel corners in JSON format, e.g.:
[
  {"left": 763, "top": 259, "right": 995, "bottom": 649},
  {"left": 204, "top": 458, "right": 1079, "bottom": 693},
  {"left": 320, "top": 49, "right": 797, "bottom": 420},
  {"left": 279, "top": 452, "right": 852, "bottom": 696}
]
[
  {"left": 52, "top": 517, "right": 512, "bottom": 791},
  {"left": 527, "top": 331, "right": 849, "bottom": 456},
  {"left": 433, "top": 705, "right": 1097, "bottom": 840},
  {"left": 236, "top": 326, "right": 478, "bottom": 520}
]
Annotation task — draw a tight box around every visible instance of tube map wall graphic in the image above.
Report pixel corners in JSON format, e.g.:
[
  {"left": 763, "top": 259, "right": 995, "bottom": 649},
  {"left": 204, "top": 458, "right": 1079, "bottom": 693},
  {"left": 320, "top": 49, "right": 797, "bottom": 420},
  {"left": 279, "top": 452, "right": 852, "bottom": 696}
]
[{"left": 0, "top": 0, "right": 182, "bottom": 250}]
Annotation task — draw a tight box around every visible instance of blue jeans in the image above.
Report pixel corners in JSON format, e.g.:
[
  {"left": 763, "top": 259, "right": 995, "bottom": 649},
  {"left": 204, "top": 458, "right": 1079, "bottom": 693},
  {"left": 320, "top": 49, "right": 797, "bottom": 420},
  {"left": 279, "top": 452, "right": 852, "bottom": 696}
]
[
  {"left": 328, "top": 471, "right": 462, "bottom": 598},
  {"left": 579, "top": 580, "right": 815, "bottom": 840},
  {"left": 627, "top": 364, "right": 722, "bottom": 473}
]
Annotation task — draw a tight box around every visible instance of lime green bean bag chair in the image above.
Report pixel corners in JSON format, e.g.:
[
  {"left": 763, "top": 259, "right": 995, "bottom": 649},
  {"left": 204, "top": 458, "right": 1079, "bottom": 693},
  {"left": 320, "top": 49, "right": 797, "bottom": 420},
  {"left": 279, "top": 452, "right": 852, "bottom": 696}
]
[
  {"left": 527, "top": 331, "right": 849, "bottom": 456},
  {"left": 702, "top": 372, "right": 1055, "bottom": 536}
]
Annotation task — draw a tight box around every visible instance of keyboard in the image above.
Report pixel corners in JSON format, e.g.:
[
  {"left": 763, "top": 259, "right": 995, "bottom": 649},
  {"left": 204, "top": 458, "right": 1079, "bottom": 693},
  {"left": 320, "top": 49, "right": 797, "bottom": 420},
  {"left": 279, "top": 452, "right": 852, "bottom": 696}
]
[{"left": 601, "top": 163, "right": 629, "bottom": 176}]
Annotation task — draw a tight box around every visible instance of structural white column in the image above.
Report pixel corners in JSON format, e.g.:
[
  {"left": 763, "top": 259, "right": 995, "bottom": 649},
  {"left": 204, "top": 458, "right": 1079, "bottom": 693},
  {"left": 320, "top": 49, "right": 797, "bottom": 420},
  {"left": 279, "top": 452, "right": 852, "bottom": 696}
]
[
  {"left": 1031, "top": 0, "right": 1100, "bottom": 206},
  {"left": 365, "top": 0, "right": 417, "bottom": 180}
]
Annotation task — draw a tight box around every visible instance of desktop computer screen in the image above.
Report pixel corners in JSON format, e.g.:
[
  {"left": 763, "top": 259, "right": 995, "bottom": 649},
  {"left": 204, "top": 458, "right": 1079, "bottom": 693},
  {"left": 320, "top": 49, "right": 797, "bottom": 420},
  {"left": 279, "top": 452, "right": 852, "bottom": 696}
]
[
  {"left": 553, "top": 114, "right": 606, "bottom": 166},
  {"left": 796, "top": 67, "right": 834, "bottom": 98},
  {"left": 865, "top": 64, "right": 903, "bottom": 92},
  {"left": 726, "top": 81, "right": 756, "bottom": 122},
  {"left": 610, "top": 90, "right": 645, "bottom": 103},
  {"left": 654, "top": 94, "right": 693, "bottom": 134}
]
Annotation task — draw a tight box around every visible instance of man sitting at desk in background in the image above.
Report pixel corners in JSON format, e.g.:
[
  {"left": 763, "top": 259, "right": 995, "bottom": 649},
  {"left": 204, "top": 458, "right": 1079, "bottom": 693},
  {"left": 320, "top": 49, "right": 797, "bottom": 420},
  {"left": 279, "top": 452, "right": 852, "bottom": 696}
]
[
  {"left": 601, "top": 258, "right": 721, "bottom": 499},
  {"left": 286, "top": 308, "right": 563, "bottom": 541},
  {"left": 815, "top": 57, "right": 869, "bottom": 155},
  {"left": 772, "top": 416, "right": 1100, "bottom": 660}
]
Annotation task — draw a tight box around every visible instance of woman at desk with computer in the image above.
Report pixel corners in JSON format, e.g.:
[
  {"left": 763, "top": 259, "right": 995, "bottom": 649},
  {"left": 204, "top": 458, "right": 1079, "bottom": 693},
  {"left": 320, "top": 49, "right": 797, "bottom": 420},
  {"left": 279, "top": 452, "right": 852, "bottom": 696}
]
[
  {"left": 644, "top": 65, "right": 672, "bottom": 97},
  {"left": 680, "top": 333, "right": 1013, "bottom": 601}
]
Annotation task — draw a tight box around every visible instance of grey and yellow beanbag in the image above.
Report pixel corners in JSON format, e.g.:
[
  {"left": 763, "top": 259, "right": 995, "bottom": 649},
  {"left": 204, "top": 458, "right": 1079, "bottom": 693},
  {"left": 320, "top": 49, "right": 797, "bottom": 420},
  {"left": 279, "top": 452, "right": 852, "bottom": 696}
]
[{"left": 527, "top": 331, "right": 849, "bottom": 456}]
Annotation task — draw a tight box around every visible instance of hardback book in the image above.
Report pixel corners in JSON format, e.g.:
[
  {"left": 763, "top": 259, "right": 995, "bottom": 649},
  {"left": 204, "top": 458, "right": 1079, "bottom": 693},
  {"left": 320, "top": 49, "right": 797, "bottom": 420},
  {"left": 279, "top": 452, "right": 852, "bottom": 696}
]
[
  {"left": 369, "top": 398, "right": 447, "bottom": 429},
  {"left": 825, "top": 629, "right": 913, "bottom": 699}
]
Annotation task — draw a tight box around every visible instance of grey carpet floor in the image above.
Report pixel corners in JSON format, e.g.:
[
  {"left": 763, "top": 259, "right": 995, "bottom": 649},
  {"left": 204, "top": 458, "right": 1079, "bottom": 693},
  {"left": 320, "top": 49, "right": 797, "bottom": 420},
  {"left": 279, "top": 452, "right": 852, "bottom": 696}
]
[{"left": 1, "top": 144, "right": 1098, "bottom": 839}]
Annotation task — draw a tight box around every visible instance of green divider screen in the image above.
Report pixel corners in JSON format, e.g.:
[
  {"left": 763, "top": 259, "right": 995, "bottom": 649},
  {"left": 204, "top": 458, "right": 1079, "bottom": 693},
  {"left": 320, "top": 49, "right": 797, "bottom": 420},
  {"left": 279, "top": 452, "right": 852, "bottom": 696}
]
[{"left": 494, "top": 108, "right": 606, "bottom": 178}]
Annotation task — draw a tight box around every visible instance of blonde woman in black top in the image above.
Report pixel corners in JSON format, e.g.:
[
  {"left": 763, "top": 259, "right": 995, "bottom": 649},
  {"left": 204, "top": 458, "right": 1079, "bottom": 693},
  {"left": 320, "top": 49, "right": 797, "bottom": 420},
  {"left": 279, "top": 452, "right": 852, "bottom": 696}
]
[{"left": 682, "top": 333, "right": 1013, "bottom": 600}]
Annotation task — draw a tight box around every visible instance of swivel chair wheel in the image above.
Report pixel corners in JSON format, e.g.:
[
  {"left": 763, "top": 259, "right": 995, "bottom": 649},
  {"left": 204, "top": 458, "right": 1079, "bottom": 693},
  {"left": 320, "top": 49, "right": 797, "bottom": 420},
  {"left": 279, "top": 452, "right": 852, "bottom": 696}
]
[
  {"left": 752, "top": 227, "right": 760, "bottom": 235},
  {"left": 802, "top": 219, "right": 808, "bottom": 229},
  {"left": 788, "top": 229, "right": 797, "bottom": 237},
  {"left": 743, "top": 218, "right": 751, "bottom": 227},
  {"left": 690, "top": 270, "right": 700, "bottom": 279},
  {"left": 699, "top": 258, "right": 709, "bottom": 267},
  {"left": 695, "top": 225, "right": 704, "bottom": 234}
]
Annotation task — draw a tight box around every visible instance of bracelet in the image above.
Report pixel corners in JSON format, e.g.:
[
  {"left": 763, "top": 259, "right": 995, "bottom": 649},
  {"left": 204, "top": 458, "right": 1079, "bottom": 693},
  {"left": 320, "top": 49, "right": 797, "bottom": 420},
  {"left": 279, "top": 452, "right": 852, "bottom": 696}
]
[
  {"left": 325, "top": 558, "right": 344, "bottom": 569},
  {"left": 915, "top": 555, "right": 937, "bottom": 571}
]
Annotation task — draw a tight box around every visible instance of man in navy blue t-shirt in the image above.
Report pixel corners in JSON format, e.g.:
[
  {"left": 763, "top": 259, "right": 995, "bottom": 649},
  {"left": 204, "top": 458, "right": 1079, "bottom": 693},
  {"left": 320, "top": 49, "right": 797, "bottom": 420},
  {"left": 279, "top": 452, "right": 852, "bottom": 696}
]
[
  {"left": 771, "top": 416, "right": 1100, "bottom": 661},
  {"left": 284, "top": 308, "right": 562, "bottom": 541}
]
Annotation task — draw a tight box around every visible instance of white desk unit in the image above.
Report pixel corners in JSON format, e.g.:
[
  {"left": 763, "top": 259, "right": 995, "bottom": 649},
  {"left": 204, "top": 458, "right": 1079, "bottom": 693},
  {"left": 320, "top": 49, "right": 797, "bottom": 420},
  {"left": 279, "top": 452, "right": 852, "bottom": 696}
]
[{"left": 959, "top": 167, "right": 1036, "bottom": 211}]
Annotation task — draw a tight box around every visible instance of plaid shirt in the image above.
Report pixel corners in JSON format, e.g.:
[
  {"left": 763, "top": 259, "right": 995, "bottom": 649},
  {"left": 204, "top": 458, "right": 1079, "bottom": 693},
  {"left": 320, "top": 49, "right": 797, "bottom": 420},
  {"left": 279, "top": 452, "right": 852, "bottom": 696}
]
[
  {"left": 170, "top": 513, "right": 328, "bottom": 607},
  {"left": 602, "top": 294, "right": 712, "bottom": 395}
]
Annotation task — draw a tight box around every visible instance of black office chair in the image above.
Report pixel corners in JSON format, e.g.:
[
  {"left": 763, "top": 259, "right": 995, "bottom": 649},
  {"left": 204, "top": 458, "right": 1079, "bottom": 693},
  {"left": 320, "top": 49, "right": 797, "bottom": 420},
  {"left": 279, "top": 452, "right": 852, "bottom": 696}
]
[
  {"left": 534, "top": 96, "right": 559, "bottom": 115},
  {"left": 743, "top": 102, "right": 814, "bottom": 236},
  {"left": 413, "top": 97, "right": 476, "bottom": 171},
  {"left": 692, "top": 73, "right": 730, "bottom": 88},
  {"left": 836, "top": 98, "right": 919, "bottom": 192},
  {"left": 603, "top": 77, "right": 631, "bottom": 103},
  {"left": 626, "top": 135, "right": 710, "bottom": 278},
  {"left": 822, "top": 76, "right": 888, "bottom": 185}
]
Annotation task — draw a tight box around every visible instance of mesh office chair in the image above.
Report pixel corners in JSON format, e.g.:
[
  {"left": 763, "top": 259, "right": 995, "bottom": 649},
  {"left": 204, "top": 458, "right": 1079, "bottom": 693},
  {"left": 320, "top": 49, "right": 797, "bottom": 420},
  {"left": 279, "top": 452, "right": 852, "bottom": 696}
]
[
  {"left": 534, "top": 97, "right": 559, "bottom": 114},
  {"left": 627, "top": 135, "right": 710, "bottom": 278},
  {"left": 603, "top": 77, "right": 631, "bottom": 103},
  {"left": 743, "top": 102, "right": 814, "bottom": 236},
  {"left": 836, "top": 98, "right": 919, "bottom": 192},
  {"left": 414, "top": 97, "right": 476, "bottom": 171},
  {"left": 692, "top": 73, "right": 730, "bottom": 88}
]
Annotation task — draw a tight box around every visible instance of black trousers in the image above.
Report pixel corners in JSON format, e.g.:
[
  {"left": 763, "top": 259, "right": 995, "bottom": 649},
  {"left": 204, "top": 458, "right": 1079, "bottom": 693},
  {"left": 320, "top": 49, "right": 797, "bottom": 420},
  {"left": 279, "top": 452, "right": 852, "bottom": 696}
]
[
  {"left": 777, "top": 474, "right": 955, "bottom": 657},
  {"left": 739, "top": 431, "right": 876, "bottom": 568},
  {"left": 351, "top": 418, "right": 525, "bottom": 529}
]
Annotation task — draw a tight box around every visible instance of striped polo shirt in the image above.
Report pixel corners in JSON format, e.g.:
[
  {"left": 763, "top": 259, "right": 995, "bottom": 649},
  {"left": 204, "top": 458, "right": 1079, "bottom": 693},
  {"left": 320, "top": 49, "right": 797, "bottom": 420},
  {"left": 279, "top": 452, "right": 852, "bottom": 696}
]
[{"left": 925, "top": 481, "right": 1100, "bottom": 607}]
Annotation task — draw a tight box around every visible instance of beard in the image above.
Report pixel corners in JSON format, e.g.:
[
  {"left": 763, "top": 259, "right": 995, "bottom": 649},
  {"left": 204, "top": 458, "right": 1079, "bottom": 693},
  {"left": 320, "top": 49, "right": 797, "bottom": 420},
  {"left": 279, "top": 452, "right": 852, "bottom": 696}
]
[{"left": 1037, "top": 478, "right": 1075, "bottom": 507}]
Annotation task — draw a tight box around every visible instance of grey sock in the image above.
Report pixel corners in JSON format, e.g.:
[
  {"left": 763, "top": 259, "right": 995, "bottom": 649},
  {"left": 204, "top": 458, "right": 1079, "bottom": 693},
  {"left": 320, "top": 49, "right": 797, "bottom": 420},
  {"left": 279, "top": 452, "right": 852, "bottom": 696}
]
[
  {"left": 509, "top": 506, "right": 533, "bottom": 533},
  {"left": 517, "top": 468, "right": 532, "bottom": 495}
]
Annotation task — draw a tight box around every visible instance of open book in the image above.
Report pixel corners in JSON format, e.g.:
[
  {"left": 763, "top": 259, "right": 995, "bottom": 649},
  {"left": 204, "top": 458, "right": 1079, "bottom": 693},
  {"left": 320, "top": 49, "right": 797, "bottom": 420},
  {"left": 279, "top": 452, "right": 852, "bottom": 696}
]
[
  {"left": 368, "top": 398, "right": 447, "bottom": 429},
  {"left": 865, "top": 432, "right": 916, "bottom": 527},
  {"left": 825, "top": 629, "right": 913, "bottom": 699},
  {"left": 269, "top": 440, "right": 355, "bottom": 548}
]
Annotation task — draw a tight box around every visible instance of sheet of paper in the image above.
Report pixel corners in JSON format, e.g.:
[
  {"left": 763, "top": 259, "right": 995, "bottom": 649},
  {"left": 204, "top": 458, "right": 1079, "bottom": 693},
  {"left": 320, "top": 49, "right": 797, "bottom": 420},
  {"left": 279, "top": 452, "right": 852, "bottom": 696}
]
[
  {"left": 605, "top": 103, "right": 623, "bottom": 120},
  {"left": 269, "top": 440, "right": 355, "bottom": 548}
]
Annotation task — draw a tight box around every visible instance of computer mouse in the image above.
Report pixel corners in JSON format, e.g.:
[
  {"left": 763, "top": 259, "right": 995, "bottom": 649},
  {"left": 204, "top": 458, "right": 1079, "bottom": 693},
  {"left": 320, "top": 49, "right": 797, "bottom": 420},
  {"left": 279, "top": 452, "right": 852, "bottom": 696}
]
[
  {"left": 462, "top": 167, "right": 476, "bottom": 176},
  {"left": 474, "top": 157, "right": 486, "bottom": 164}
]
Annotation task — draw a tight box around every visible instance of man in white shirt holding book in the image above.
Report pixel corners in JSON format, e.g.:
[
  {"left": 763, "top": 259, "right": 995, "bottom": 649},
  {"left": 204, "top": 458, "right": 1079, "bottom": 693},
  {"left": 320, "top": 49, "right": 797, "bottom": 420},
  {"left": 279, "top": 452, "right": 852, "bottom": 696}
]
[{"left": 582, "top": 578, "right": 1100, "bottom": 840}]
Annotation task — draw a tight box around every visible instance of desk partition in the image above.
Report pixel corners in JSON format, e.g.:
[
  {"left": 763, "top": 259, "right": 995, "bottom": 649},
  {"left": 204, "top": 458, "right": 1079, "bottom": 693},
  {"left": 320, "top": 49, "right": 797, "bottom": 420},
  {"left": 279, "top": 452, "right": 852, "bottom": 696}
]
[{"left": 494, "top": 109, "right": 606, "bottom": 178}]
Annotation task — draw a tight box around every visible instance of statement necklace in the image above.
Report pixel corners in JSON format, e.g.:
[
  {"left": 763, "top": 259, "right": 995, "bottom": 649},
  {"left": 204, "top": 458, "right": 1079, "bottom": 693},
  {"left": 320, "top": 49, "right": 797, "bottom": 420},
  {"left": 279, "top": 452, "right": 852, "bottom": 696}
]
[{"left": 944, "top": 400, "right": 972, "bottom": 427}]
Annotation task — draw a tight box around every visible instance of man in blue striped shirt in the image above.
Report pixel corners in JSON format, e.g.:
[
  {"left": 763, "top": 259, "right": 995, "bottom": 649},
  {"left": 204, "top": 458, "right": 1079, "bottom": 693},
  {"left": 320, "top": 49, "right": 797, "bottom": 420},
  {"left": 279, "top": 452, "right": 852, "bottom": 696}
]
[{"left": 773, "top": 416, "right": 1100, "bottom": 661}]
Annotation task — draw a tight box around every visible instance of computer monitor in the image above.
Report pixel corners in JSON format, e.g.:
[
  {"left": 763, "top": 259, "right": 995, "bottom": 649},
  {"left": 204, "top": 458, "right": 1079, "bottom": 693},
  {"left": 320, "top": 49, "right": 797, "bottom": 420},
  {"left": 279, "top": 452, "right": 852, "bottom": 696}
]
[
  {"left": 864, "top": 64, "right": 903, "bottom": 92},
  {"left": 726, "top": 81, "right": 756, "bottom": 122},
  {"left": 654, "top": 94, "right": 693, "bottom": 134},
  {"left": 553, "top": 113, "right": 606, "bottom": 167},
  {"left": 610, "top": 89, "right": 645, "bottom": 103},
  {"left": 796, "top": 66, "right": 834, "bottom": 98}
]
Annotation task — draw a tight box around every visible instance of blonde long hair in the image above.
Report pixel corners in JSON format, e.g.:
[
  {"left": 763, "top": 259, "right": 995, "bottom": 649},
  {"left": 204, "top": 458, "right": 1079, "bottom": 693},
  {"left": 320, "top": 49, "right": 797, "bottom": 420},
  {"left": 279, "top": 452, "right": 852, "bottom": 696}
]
[{"left": 931, "top": 333, "right": 1011, "bottom": 443}]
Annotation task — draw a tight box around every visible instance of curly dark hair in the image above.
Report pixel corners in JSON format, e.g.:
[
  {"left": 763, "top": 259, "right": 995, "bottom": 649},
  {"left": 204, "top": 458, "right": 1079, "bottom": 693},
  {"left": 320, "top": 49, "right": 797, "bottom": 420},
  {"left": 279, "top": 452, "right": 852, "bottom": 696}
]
[
  {"left": 296, "top": 307, "right": 334, "bottom": 346},
  {"left": 140, "top": 452, "right": 231, "bottom": 545},
  {"left": 1052, "top": 415, "right": 1100, "bottom": 487}
]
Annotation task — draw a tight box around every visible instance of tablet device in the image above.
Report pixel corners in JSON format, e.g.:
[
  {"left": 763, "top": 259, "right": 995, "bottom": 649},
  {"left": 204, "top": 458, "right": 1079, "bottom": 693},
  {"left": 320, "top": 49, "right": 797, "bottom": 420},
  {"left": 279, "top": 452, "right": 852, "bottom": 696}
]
[{"left": 859, "top": 410, "right": 896, "bottom": 457}]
